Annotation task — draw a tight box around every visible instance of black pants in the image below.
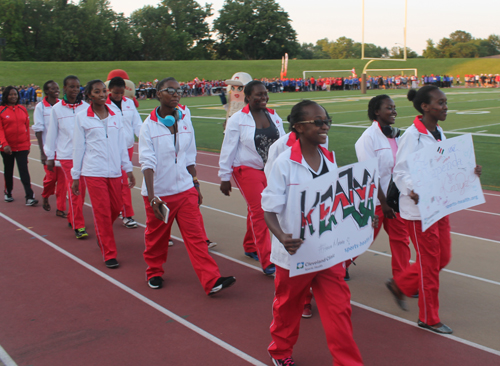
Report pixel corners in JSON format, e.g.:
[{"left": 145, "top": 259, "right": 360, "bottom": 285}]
[{"left": 1, "top": 150, "right": 34, "bottom": 199}]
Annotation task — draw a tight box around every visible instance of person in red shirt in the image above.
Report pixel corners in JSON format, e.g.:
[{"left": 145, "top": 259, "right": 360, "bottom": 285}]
[{"left": 0, "top": 86, "right": 38, "bottom": 205}]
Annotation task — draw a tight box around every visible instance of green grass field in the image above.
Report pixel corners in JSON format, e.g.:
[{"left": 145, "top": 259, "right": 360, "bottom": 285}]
[
  {"left": 129, "top": 88, "right": 499, "bottom": 190},
  {"left": 1, "top": 58, "right": 500, "bottom": 87}
]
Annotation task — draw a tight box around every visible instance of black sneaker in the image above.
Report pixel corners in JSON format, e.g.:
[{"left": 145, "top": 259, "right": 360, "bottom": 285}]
[
  {"left": 271, "top": 356, "right": 295, "bottom": 366},
  {"left": 244, "top": 251, "right": 259, "bottom": 261},
  {"left": 4, "top": 193, "right": 13, "bottom": 202},
  {"left": 105, "top": 258, "right": 119, "bottom": 268},
  {"left": 148, "top": 276, "right": 164, "bottom": 289},
  {"left": 26, "top": 198, "right": 38, "bottom": 206},
  {"left": 209, "top": 276, "right": 236, "bottom": 295}
]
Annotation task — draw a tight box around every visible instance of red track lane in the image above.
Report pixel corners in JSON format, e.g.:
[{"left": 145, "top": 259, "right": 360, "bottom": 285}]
[{"left": 1, "top": 188, "right": 500, "bottom": 365}]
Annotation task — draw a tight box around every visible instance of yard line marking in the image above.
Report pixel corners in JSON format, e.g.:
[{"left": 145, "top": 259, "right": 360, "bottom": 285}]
[
  {"left": 0, "top": 213, "right": 268, "bottom": 366},
  {"left": 0, "top": 344, "right": 18, "bottom": 366},
  {"left": 449, "top": 122, "right": 500, "bottom": 132}
]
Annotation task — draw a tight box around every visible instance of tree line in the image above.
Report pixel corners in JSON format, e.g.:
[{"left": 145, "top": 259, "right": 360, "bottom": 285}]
[{"left": 0, "top": 0, "right": 498, "bottom": 61}]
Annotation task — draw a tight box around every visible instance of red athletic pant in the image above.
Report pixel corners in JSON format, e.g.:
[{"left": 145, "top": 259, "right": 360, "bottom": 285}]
[
  {"left": 346, "top": 205, "right": 411, "bottom": 277},
  {"left": 41, "top": 164, "right": 67, "bottom": 212},
  {"left": 232, "top": 166, "right": 272, "bottom": 270},
  {"left": 60, "top": 160, "right": 86, "bottom": 230},
  {"left": 269, "top": 264, "right": 363, "bottom": 365},
  {"left": 84, "top": 177, "right": 122, "bottom": 261},
  {"left": 394, "top": 216, "right": 451, "bottom": 325},
  {"left": 243, "top": 212, "right": 257, "bottom": 253},
  {"left": 121, "top": 147, "right": 135, "bottom": 217},
  {"left": 143, "top": 188, "right": 220, "bottom": 294}
]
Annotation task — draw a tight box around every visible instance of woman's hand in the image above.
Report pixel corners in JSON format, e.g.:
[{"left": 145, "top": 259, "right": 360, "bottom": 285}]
[
  {"left": 127, "top": 172, "right": 136, "bottom": 188},
  {"left": 220, "top": 181, "right": 232, "bottom": 196},
  {"left": 46, "top": 159, "right": 55, "bottom": 172},
  {"left": 40, "top": 151, "right": 47, "bottom": 165},
  {"left": 72, "top": 180, "right": 80, "bottom": 196},
  {"left": 409, "top": 190, "right": 419, "bottom": 205},
  {"left": 3, "top": 146, "right": 12, "bottom": 155},
  {"left": 150, "top": 196, "right": 167, "bottom": 222},
  {"left": 372, "top": 214, "right": 380, "bottom": 229},
  {"left": 474, "top": 165, "right": 482, "bottom": 177},
  {"left": 278, "top": 233, "right": 304, "bottom": 255},
  {"left": 195, "top": 185, "right": 203, "bottom": 205},
  {"left": 381, "top": 202, "right": 396, "bottom": 219}
]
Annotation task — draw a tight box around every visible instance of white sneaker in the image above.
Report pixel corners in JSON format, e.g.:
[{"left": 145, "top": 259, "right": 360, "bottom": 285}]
[
  {"left": 26, "top": 198, "right": 38, "bottom": 206},
  {"left": 123, "top": 217, "right": 138, "bottom": 228},
  {"left": 207, "top": 240, "right": 217, "bottom": 249},
  {"left": 168, "top": 239, "right": 174, "bottom": 247}
]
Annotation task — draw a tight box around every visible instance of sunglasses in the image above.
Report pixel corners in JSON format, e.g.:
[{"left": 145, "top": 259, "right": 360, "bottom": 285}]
[
  {"left": 159, "top": 87, "right": 183, "bottom": 95},
  {"left": 296, "top": 119, "right": 332, "bottom": 127},
  {"left": 231, "top": 86, "right": 244, "bottom": 92}
]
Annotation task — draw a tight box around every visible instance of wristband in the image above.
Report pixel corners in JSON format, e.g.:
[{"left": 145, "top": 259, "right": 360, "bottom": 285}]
[
  {"left": 194, "top": 182, "right": 200, "bottom": 188},
  {"left": 150, "top": 196, "right": 160, "bottom": 206},
  {"left": 192, "top": 176, "right": 198, "bottom": 182}
]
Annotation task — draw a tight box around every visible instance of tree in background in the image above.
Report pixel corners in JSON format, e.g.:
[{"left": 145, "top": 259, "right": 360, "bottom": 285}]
[
  {"left": 313, "top": 37, "right": 388, "bottom": 59},
  {"left": 423, "top": 30, "right": 500, "bottom": 58},
  {"left": 389, "top": 46, "right": 418, "bottom": 59},
  {"left": 213, "top": 0, "right": 299, "bottom": 60}
]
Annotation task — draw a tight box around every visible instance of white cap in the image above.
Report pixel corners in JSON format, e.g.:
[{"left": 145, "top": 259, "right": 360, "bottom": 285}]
[{"left": 225, "top": 72, "right": 252, "bottom": 86}]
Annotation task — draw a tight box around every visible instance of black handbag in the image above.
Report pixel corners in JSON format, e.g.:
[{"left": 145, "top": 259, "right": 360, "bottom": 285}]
[{"left": 386, "top": 177, "right": 400, "bottom": 213}]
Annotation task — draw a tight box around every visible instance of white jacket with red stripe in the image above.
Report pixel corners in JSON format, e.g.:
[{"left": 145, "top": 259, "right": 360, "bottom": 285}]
[
  {"left": 32, "top": 97, "right": 60, "bottom": 144},
  {"left": 262, "top": 140, "right": 337, "bottom": 270},
  {"left": 393, "top": 116, "right": 446, "bottom": 221},
  {"left": 71, "top": 105, "right": 133, "bottom": 179},
  {"left": 105, "top": 95, "right": 143, "bottom": 149},
  {"left": 218, "top": 105, "right": 285, "bottom": 181},
  {"left": 44, "top": 100, "right": 90, "bottom": 160},
  {"left": 139, "top": 105, "right": 197, "bottom": 197}
]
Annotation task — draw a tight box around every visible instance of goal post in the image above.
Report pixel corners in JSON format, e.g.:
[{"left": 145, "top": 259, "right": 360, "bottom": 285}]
[{"left": 303, "top": 70, "right": 354, "bottom": 80}]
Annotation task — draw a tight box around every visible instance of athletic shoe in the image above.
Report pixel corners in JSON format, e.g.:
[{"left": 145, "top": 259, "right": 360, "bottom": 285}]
[
  {"left": 271, "top": 356, "right": 295, "bottom": 366},
  {"left": 123, "top": 217, "right": 138, "bottom": 228},
  {"left": 75, "top": 228, "right": 89, "bottom": 239},
  {"left": 263, "top": 264, "right": 276, "bottom": 276},
  {"left": 4, "top": 193, "right": 13, "bottom": 202},
  {"left": 168, "top": 239, "right": 174, "bottom": 247},
  {"left": 148, "top": 276, "right": 164, "bottom": 289},
  {"left": 25, "top": 198, "right": 38, "bottom": 206},
  {"left": 105, "top": 258, "right": 119, "bottom": 269},
  {"left": 302, "top": 304, "right": 312, "bottom": 318},
  {"left": 207, "top": 240, "right": 217, "bottom": 249},
  {"left": 417, "top": 320, "right": 453, "bottom": 334},
  {"left": 209, "top": 276, "right": 236, "bottom": 295},
  {"left": 244, "top": 251, "right": 259, "bottom": 261}
]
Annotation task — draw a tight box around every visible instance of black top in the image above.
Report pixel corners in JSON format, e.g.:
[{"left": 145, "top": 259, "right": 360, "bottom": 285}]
[
  {"left": 430, "top": 129, "right": 442, "bottom": 141},
  {"left": 254, "top": 112, "right": 279, "bottom": 165},
  {"left": 309, "top": 155, "right": 329, "bottom": 179},
  {"left": 111, "top": 98, "right": 122, "bottom": 111}
]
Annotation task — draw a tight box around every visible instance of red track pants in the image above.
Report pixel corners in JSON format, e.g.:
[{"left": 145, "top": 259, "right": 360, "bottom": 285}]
[
  {"left": 143, "top": 188, "right": 220, "bottom": 294},
  {"left": 394, "top": 216, "right": 451, "bottom": 325},
  {"left": 83, "top": 177, "right": 122, "bottom": 261},
  {"left": 41, "top": 165, "right": 67, "bottom": 212},
  {"left": 232, "top": 166, "right": 272, "bottom": 270},
  {"left": 60, "top": 160, "right": 86, "bottom": 230},
  {"left": 121, "top": 147, "right": 135, "bottom": 218},
  {"left": 346, "top": 206, "right": 411, "bottom": 277},
  {"left": 269, "top": 265, "right": 363, "bottom": 365}
]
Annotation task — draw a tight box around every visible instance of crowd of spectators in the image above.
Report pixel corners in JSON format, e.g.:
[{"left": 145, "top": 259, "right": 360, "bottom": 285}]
[{"left": 0, "top": 84, "right": 43, "bottom": 109}]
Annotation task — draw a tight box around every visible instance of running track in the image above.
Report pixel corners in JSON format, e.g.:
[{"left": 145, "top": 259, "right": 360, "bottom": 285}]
[{"left": 0, "top": 137, "right": 499, "bottom": 366}]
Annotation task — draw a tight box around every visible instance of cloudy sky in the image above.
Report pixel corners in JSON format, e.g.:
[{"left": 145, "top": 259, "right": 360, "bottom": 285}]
[{"left": 107, "top": 0, "right": 499, "bottom": 55}]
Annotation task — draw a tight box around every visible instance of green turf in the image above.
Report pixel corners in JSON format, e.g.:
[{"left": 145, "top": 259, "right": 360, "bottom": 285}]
[{"left": 1, "top": 58, "right": 500, "bottom": 87}]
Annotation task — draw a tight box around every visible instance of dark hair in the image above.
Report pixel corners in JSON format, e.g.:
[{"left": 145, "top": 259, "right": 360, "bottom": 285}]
[
  {"left": 407, "top": 86, "right": 440, "bottom": 114},
  {"left": 367, "top": 94, "right": 391, "bottom": 121},
  {"left": 43, "top": 80, "right": 56, "bottom": 93},
  {"left": 109, "top": 76, "right": 126, "bottom": 89},
  {"left": 243, "top": 80, "right": 264, "bottom": 103},
  {"left": 83, "top": 79, "right": 105, "bottom": 101},
  {"left": 1, "top": 86, "right": 19, "bottom": 106},
  {"left": 157, "top": 77, "right": 176, "bottom": 94},
  {"left": 287, "top": 100, "right": 329, "bottom": 136},
  {"left": 63, "top": 75, "right": 79, "bottom": 87}
]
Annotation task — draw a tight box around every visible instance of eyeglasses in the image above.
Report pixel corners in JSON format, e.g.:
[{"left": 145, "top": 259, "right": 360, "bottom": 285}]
[
  {"left": 231, "top": 86, "right": 244, "bottom": 92},
  {"left": 159, "top": 87, "right": 183, "bottom": 95},
  {"left": 295, "top": 119, "right": 332, "bottom": 127}
]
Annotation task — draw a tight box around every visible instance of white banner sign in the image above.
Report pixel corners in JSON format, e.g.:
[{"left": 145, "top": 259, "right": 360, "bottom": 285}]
[
  {"left": 407, "top": 134, "right": 485, "bottom": 231},
  {"left": 288, "top": 158, "right": 378, "bottom": 277}
]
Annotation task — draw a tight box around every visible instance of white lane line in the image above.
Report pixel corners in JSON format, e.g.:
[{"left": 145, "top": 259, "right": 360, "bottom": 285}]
[
  {"left": 484, "top": 192, "right": 500, "bottom": 197},
  {"left": 465, "top": 208, "right": 500, "bottom": 216},
  {"left": 351, "top": 301, "right": 500, "bottom": 357},
  {"left": 0, "top": 345, "right": 18, "bottom": 366},
  {"left": 366, "top": 249, "right": 500, "bottom": 286},
  {"left": 0, "top": 212, "right": 267, "bottom": 366}
]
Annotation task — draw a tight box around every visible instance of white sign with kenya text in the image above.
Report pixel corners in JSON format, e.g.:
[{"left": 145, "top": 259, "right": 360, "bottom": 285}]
[
  {"left": 289, "top": 158, "right": 378, "bottom": 277},
  {"left": 407, "top": 133, "right": 485, "bottom": 232}
]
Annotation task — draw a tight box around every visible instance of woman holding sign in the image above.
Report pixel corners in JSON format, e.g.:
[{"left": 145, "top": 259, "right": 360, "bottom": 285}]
[
  {"left": 387, "top": 86, "right": 482, "bottom": 334},
  {"left": 262, "top": 100, "right": 364, "bottom": 366}
]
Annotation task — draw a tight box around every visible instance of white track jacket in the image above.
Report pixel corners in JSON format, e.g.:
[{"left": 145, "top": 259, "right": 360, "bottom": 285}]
[
  {"left": 355, "top": 121, "right": 399, "bottom": 206},
  {"left": 32, "top": 97, "right": 60, "bottom": 144},
  {"left": 106, "top": 95, "right": 142, "bottom": 149},
  {"left": 218, "top": 105, "right": 285, "bottom": 181},
  {"left": 139, "top": 105, "right": 197, "bottom": 197},
  {"left": 44, "top": 100, "right": 89, "bottom": 160},
  {"left": 71, "top": 106, "right": 133, "bottom": 179},
  {"left": 262, "top": 140, "right": 337, "bottom": 269},
  {"left": 393, "top": 116, "right": 446, "bottom": 221}
]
